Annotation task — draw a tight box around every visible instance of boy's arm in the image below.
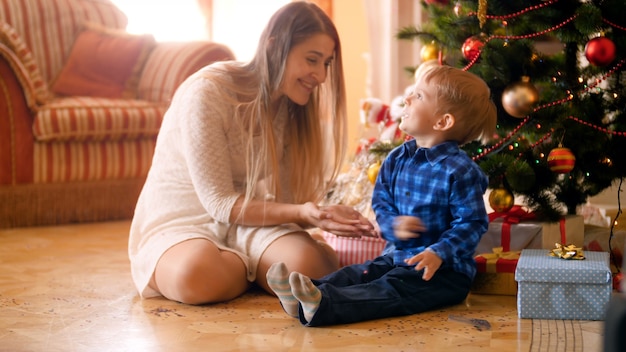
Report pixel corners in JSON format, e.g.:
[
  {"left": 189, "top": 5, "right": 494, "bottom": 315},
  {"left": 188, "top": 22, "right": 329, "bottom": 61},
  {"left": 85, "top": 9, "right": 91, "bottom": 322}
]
[
  {"left": 427, "top": 167, "right": 489, "bottom": 265},
  {"left": 371, "top": 157, "right": 399, "bottom": 243}
]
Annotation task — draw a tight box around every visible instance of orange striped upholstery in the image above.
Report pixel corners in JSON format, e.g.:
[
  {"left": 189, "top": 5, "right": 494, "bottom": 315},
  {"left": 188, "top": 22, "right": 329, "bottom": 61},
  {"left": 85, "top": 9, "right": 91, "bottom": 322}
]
[
  {"left": 33, "top": 97, "right": 167, "bottom": 142},
  {"left": 0, "top": 22, "right": 49, "bottom": 104},
  {"left": 1, "top": 0, "right": 235, "bottom": 184},
  {"left": 33, "top": 138, "right": 156, "bottom": 183},
  {"left": 0, "top": 0, "right": 126, "bottom": 89},
  {"left": 138, "top": 41, "right": 235, "bottom": 103},
  {"left": 0, "top": 0, "right": 235, "bottom": 226}
]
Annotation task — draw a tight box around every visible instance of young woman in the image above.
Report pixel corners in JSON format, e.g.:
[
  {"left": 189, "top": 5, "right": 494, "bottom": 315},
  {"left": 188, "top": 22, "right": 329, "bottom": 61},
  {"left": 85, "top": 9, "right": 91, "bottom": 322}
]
[{"left": 129, "top": 1, "right": 375, "bottom": 305}]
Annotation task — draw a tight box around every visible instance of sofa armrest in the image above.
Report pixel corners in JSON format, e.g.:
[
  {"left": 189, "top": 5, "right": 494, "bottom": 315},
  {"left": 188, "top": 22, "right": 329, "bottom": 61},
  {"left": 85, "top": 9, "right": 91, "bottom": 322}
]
[
  {"left": 0, "top": 52, "right": 36, "bottom": 185},
  {"left": 137, "top": 41, "right": 235, "bottom": 103},
  {"left": 0, "top": 23, "right": 50, "bottom": 105}
]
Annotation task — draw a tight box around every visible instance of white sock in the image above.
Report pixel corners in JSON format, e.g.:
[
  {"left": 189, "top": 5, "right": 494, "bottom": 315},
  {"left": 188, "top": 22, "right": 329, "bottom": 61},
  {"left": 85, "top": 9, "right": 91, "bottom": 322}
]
[
  {"left": 289, "top": 272, "right": 321, "bottom": 323},
  {"left": 266, "top": 262, "right": 298, "bottom": 318}
]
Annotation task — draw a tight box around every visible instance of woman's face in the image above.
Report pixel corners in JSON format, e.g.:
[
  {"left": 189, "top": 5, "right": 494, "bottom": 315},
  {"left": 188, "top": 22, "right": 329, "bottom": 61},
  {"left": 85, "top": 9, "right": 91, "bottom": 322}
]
[{"left": 278, "top": 33, "right": 335, "bottom": 106}]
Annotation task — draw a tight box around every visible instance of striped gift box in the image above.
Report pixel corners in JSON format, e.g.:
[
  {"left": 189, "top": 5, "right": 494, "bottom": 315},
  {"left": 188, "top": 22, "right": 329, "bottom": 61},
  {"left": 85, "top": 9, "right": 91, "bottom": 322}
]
[{"left": 320, "top": 231, "right": 386, "bottom": 267}]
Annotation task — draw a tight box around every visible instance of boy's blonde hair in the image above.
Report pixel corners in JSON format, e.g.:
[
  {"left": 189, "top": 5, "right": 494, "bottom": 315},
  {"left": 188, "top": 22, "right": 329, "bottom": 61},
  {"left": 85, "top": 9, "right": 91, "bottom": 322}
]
[{"left": 414, "top": 60, "right": 497, "bottom": 145}]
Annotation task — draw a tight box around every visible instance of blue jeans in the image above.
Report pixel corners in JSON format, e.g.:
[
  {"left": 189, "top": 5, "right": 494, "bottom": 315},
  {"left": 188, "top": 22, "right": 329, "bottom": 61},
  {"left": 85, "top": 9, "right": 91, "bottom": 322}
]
[{"left": 299, "top": 254, "right": 472, "bottom": 326}]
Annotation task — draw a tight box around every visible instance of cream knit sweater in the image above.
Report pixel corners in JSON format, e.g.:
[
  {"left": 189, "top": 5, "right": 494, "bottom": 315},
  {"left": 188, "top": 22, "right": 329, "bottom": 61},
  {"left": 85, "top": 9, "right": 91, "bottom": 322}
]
[{"left": 128, "top": 63, "right": 291, "bottom": 297}]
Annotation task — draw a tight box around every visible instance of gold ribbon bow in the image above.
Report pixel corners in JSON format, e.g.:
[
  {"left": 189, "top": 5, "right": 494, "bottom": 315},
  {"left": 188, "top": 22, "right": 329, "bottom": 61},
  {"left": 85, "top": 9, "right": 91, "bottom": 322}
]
[
  {"left": 548, "top": 243, "right": 585, "bottom": 260},
  {"left": 477, "top": 247, "right": 520, "bottom": 273},
  {"left": 478, "top": 246, "right": 521, "bottom": 261}
]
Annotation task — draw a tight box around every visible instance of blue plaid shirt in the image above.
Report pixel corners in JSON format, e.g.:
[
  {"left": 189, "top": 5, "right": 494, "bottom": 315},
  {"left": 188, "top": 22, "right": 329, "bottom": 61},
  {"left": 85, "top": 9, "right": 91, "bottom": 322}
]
[{"left": 371, "top": 140, "right": 488, "bottom": 279}]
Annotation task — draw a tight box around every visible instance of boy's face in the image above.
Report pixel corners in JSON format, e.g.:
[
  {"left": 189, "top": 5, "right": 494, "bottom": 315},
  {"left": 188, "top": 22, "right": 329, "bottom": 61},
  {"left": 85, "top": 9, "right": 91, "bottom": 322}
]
[{"left": 399, "top": 79, "right": 441, "bottom": 140}]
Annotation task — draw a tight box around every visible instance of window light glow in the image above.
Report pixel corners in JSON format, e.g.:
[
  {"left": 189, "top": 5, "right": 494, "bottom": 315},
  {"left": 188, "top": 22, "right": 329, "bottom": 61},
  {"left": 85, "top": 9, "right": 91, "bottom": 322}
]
[{"left": 110, "top": 0, "right": 288, "bottom": 62}]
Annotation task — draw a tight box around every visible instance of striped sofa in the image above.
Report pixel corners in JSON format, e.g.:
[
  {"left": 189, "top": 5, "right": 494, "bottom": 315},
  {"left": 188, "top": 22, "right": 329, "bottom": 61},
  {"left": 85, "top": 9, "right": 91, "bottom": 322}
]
[{"left": 0, "top": 0, "right": 235, "bottom": 228}]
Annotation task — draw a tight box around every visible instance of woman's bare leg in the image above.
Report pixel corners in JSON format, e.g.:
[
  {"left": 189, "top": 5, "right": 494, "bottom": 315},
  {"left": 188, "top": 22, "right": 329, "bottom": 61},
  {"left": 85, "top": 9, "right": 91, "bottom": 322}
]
[
  {"left": 256, "top": 232, "right": 339, "bottom": 294},
  {"left": 150, "top": 238, "right": 250, "bottom": 305}
]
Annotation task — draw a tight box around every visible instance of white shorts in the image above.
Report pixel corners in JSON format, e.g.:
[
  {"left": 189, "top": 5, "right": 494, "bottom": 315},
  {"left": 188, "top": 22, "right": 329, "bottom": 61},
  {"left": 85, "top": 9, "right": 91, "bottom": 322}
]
[{"left": 131, "top": 222, "right": 304, "bottom": 298}]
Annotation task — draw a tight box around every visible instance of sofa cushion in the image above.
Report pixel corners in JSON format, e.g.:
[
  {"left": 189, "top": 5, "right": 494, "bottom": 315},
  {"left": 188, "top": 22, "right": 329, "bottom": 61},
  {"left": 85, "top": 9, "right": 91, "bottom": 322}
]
[
  {"left": 51, "top": 24, "right": 156, "bottom": 99},
  {"left": 33, "top": 97, "right": 167, "bottom": 142},
  {"left": 0, "top": 0, "right": 128, "bottom": 85}
]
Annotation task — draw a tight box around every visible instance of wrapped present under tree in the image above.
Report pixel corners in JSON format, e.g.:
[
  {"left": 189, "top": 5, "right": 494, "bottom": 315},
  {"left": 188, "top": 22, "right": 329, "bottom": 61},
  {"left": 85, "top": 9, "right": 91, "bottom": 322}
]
[
  {"left": 472, "top": 247, "right": 520, "bottom": 295},
  {"left": 515, "top": 249, "right": 612, "bottom": 320}
]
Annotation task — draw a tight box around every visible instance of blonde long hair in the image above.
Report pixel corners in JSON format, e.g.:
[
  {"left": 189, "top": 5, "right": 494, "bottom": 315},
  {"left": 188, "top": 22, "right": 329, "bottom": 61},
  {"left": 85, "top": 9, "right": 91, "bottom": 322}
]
[{"left": 206, "top": 1, "right": 347, "bottom": 208}]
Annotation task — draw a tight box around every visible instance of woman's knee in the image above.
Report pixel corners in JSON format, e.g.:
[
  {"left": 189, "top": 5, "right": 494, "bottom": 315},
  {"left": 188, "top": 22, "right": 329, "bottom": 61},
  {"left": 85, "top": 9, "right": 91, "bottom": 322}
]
[
  {"left": 154, "top": 240, "right": 249, "bottom": 304},
  {"left": 260, "top": 233, "right": 339, "bottom": 280},
  {"left": 298, "top": 247, "right": 338, "bottom": 276}
]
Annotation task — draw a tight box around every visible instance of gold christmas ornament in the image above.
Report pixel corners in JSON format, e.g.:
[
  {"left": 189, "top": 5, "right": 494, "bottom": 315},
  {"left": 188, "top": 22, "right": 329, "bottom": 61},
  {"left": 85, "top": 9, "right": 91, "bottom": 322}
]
[
  {"left": 367, "top": 161, "right": 381, "bottom": 184},
  {"left": 488, "top": 187, "right": 514, "bottom": 213},
  {"left": 420, "top": 41, "right": 440, "bottom": 62},
  {"left": 501, "top": 76, "right": 539, "bottom": 118},
  {"left": 477, "top": 0, "right": 488, "bottom": 28}
]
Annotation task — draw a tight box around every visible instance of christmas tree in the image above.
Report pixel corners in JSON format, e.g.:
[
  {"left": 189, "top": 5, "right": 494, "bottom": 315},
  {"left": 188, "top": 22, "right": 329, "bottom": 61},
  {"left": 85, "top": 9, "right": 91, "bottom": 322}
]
[{"left": 396, "top": 0, "right": 625, "bottom": 220}]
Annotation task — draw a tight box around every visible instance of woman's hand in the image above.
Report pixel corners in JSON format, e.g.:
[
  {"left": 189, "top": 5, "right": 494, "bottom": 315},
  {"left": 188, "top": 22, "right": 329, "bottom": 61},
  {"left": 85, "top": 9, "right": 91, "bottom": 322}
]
[
  {"left": 301, "top": 203, "right": 376, "bottom": 238},
  {"left": 393, "top": 215, "right": 426, "bottom": 240},
  {"left": 322, "top": 204, "right": 377, "bottom": 237}
]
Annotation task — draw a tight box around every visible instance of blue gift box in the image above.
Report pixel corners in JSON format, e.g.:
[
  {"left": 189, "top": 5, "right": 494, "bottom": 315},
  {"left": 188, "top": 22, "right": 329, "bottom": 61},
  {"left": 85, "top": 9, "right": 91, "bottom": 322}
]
[{"left": 515, "top": 249, "right": 612, "bottom": 320}]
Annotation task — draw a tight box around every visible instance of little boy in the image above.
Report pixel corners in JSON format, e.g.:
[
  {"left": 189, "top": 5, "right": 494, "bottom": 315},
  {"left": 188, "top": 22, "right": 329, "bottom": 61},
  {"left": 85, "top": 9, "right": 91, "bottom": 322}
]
[{"left": 267, "top": 61, "right": 497, "bottom": 326}]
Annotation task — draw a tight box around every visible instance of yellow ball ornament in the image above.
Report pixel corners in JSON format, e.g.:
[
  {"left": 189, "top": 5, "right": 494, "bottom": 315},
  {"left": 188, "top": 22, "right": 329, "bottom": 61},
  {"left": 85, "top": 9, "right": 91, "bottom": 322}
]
[
  {"left": 420, "top": 41, "right": 440, "bottom": 62},
  {"left": 367, "top": 161, "right": 381, "bottom": 184},
  {"left": 489, "top": 188, "right": 514, "bottom": 213}
]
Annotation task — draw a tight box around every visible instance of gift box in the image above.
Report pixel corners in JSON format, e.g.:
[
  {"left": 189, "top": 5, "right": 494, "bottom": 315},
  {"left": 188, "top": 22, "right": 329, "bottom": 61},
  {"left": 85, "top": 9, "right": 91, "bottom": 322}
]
[
  {"left": 475, "top": 208, "right": 584, "bottom": 255},
  {"left": 472, "top": 273, "right": 517, "bottom": 296},
  {"left": 320, "top": 232, "right": 386, "bottom": 266},
  {"left": 584, "top": 224, "right": 625, "bottom": 273},
  {"left": 515, "top": 249, "right": 612, "bottom": 320},
  {"left": 472, "top": 248, "right": 519, "bottom": 295}
]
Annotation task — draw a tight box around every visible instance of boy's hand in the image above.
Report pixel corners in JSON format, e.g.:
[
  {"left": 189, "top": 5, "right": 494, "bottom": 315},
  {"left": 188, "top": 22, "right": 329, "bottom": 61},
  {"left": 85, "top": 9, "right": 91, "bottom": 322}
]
[
  {"left": 404, "top": 249, "right": 442, "bottom": 281},
  {"left": 393, "top": 216, "right": 426, "bottom": 240}
]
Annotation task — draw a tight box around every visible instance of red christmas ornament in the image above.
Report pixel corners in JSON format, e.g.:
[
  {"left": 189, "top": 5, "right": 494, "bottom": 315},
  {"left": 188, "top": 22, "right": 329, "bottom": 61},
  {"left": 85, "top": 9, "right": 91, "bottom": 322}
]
[
  {"left": 584, "top": 37, "right": 616, "bottom": 66},
  {"left": 547, "top": 147, "right": 575, "bottom": 173},
  {"left": 424, "top": 0, "right": 449, "bottom": 5},
  {"left": 461, "top": 36, "right": 484, "bottom": 61},
  {"left": 613, "top": 272, "right": 624, "bottom": 292}
]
